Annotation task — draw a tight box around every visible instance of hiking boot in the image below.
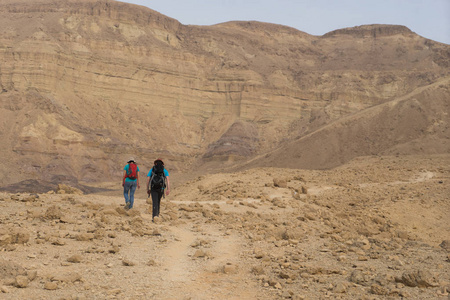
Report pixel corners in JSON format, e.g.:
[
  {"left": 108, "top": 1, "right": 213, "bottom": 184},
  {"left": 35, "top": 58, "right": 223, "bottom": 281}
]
[{"left": 124, "top": 202, "right": 130, "bottom": 210}]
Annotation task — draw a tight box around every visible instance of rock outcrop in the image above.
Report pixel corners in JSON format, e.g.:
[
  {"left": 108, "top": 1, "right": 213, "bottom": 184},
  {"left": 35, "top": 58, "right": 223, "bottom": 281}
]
[{"left": 0, "top": 0, "right": 449, "bottom": 189}]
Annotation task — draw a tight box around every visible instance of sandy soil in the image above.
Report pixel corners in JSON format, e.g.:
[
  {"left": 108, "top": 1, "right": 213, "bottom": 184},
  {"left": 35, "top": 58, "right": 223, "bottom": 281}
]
[{"left": 0, "top": 154, "right": 449, "bottom": 299}]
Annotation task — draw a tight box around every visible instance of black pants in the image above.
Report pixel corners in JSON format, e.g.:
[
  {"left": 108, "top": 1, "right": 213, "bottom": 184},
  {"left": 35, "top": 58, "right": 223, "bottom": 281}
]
[{"left": 150, "top": 189, "right": 163, "bottom": 219}]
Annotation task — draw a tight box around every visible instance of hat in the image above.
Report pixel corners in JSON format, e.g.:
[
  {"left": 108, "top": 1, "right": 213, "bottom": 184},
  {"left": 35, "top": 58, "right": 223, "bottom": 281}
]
[{"left": 127, "top": 157, "right": 136, "bottom": 163}]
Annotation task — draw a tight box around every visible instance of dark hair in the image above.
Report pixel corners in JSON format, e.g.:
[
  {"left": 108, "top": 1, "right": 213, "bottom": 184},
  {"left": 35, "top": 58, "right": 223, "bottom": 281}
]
[{"left": 154, "top": 159, "right": 164, "bottom": 165}]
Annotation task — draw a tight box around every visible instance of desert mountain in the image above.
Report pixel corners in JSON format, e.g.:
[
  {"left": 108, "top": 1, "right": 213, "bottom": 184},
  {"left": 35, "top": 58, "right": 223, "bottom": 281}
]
[
  {"left": 0, "top": 1, "right": 449, "bottom": 299},
  {"left": 0, "top": 0, "right": 449, "bottom": 190}
]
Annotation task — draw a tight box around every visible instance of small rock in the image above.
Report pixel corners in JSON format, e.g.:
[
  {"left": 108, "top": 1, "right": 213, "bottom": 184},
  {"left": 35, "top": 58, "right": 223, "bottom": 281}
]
[
  {"left": 439, "top": 240, "right": 450, "bottom": 252},
  {"left": 301, "top": 186, "right": 308, "bottom": 194},
  {"left": 397, "top": 270, "right": 438, "bottom": 287},
  {"left": 279, "top": 271, "right": 291, "bottom": 279},
  {"left": 223, "top": 263, "right": 237, "bottom": 274},
  {"left": 44, "top": 205, "right": 63, "bottom": 220},
  {"left": 281, "top": 290, "right": 291, "bottom": 298},
  {"left": 107, "top": 288, "right": 122, "bottom": 295},
  {"left": 51, "top": 272, "right": 82, "bottom": 283},
  {"left": 268, "top": 279, "right": 278, "bottom": 287},
  {"left": 22, "top": 195, "right": 38, "bottom": 202},
  {"left": 14, "top": 275, "right": 29, "bottom": 288},
  {"left": 191, "top": 239, "right": 209, "bottom": 248},
  {"left": 67, "top": 254, "right": 83, "bottom": 263},
  {"left": 349, "top": 270, "right": 369, "bottom": 286},
  {"left": 9, "top": 229, "right": 30, "bottom": 245},
  {"left": 51, "top": 238, "right": 66, "bottom": 246},
  {"left": 60, "top": 216, "right": 76, "bottom": 224},
  {"left": 27, "top": 270, "right": 37, "bottom": 281},
  {"left": 273, "top": 178, "right": 287, "bottom": 188},
  {"left": 108, "top": 245, "right": 120, "bottom": 254},
  {"left": 358, "top": 256, "right": 369, "bottom": 261},
  {"left": 370, "top": 284, "right": 388, "bottom": 295},
  {"left": 254, "top": 249, "right": 266, "bottom": 259},
  {"left": 152, "top": 229, "right": 162, "bottom": 236},
  {"left": 251, "top": 266, "right": 265, "bottom": 275},
  {"left": 44, "top": 281, "right": 58, "bottom": 290},
  {"left": 334, "top": 281, "right": 347, "bottom": 293},
  {"left": 396, "top": 231, "right": 409, "bottom": 240},
  {"left": 56, "top": 184, "right": 83, "bottom": 195},
  {"left": 193, "top": 250, "right": 207, "bottom": 258},
  {"left": 0, "top": 234, "right": 12, "bottom": 247},
  {"left": 122, "top": 259, "right": 136, "bottom": 266},
  {"left": 10, "top": 195, "right": 20, "bottom": 201},
  {"left": 76, "top": 233, "right": 94, "bottom": 241}
]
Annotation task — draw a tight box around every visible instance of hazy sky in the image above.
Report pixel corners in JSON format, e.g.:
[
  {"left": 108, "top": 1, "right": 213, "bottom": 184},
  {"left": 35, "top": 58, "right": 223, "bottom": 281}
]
[{"left": 118, "top": 0, "right": 449, "bottom": 45}]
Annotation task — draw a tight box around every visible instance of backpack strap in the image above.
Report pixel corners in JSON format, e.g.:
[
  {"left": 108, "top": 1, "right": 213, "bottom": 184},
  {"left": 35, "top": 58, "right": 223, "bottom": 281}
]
[
  {"left": 161, "top": 170, "right": 166, "bottom": 198},
  {"left": 147, "top": 167, "right": 154, "bottom": 191}
]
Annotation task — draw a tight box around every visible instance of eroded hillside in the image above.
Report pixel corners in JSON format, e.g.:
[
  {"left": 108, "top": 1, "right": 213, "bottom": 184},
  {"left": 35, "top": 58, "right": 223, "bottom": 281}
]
[{"left": 0, "top": 0, "right": 449, "bottom": 190}]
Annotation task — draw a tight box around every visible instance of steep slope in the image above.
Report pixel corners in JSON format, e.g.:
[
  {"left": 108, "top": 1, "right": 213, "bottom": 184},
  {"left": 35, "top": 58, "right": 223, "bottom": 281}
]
[
  {"left": 242, "top": 77, "right": 450, "bottom": 170},
  {"left": 0, "top": 0, "right": 449, "bottom": 189}
]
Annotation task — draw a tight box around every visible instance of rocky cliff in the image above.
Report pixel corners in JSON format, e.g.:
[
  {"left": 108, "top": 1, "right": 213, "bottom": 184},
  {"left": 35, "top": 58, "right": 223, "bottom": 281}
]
[{"left": 0, "top": 0, "right": 449, "bottom": 190}]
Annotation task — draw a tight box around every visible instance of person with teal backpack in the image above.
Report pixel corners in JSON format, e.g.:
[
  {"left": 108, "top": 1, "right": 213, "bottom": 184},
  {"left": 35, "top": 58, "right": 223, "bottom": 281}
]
[
  {"left": 147, "top": 158, "right": 170, "bottom": 220},
  {"left": 122, "top": 158, "right": 140, "bottom": 209}
]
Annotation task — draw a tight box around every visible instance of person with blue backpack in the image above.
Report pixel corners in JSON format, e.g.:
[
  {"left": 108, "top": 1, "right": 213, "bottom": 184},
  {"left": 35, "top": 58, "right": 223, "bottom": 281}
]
[
  {"left": 122, "top": 158, "right": 140, "bottom": 210},
  {"left": 147, "top": 158, "right": 170, "bottom": 220}
]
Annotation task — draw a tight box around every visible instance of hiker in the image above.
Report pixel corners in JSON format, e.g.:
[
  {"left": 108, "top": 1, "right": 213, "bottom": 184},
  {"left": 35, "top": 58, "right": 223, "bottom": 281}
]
[
  {"left": 122, "top": 158, "right": 140, "bottom": 209},
  {"left": 147, "top": 158, "right": 170, "bottom": 220}
]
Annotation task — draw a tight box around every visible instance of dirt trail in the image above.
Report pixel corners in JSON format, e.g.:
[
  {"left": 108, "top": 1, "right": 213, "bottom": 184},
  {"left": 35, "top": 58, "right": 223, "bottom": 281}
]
[
  {"left": 154, "top": 226, "right": 198, "bottom": 299},
  {"left": 153, "top": 221, "right": 260, "bottom": 299},
  {"left": 0, "top": 155, "right": 449, "bottom": 299},
  {"left": 162, "top": 226, "right": 196, "bottom": 282}
]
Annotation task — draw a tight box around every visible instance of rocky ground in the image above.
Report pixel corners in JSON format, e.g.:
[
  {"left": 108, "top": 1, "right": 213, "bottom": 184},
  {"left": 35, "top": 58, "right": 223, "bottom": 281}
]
[{"left": 0, "top": 154, "right": 449, "bottom": 299}]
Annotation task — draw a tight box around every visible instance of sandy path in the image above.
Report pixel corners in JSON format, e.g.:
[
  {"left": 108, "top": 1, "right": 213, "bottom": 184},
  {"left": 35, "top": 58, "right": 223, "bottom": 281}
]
[{"left": 152, "top": 221, "right": 260, "bottom": 300}]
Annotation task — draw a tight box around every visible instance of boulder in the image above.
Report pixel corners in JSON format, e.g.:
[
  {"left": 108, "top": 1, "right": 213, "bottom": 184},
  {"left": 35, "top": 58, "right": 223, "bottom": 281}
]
[{"left": 396, "top": 270, "right": 438, "bottom": 288}]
